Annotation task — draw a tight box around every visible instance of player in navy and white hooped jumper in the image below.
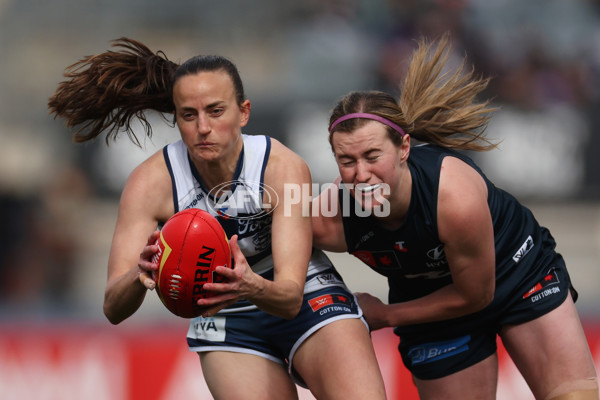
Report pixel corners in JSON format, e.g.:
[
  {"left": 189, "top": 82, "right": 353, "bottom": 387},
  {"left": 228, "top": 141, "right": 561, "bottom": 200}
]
[
  {"left": 49, "top": 38, "right": 386, "bottom": 400},
  {"left": 165, "top": 133, "right": 369, "bottom": 382},
  {"left": 312, "top": 35, "right": 598, "bottom": 400}
]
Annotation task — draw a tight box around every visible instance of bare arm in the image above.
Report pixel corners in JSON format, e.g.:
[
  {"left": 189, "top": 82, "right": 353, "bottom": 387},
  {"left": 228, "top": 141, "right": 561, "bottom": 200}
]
[
  {"left": 311, "top": 177, "right": 348, "bottom": 252},
  {"left": 359, "top": 156, "right": 496, "bottom": 329},
  {"left": 103, "top": 151, "right": 174, "bottom": 324}
]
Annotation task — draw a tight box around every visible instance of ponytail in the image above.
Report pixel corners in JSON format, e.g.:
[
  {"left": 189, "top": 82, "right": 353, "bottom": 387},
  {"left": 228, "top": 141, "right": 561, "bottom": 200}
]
[
  {"left": 48, "top": 38, "right": 179, "bottom": 145},
  {"left": 329, "top": 34, "right": 498, "bottom": 152}
]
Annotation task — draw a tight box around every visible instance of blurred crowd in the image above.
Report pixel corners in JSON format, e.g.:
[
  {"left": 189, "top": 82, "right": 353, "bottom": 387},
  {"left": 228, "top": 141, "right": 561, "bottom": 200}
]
[{"left": 1, "top": 0, "right": 599, "bottom": 318}]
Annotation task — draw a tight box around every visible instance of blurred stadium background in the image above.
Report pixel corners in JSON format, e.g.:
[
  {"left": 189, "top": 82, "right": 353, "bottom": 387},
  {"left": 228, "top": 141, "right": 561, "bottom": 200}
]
[{"left": 0, "top": 0, "right": 599, "bottom": 399}]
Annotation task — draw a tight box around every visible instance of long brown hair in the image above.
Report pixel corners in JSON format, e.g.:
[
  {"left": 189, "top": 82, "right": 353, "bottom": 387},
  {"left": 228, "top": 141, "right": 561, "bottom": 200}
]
[
  {"left": 329, "top": 34, "right": 498, "bottom": 151},
  {"left": 48, "top": 38, "right": 245, "bottom": 146}
]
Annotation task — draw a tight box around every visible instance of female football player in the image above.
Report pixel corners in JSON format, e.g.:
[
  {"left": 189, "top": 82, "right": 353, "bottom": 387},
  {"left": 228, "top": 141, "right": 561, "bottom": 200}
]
[
  {"left": 312, "top": 35, "right": 598, "bottom": 400},
  {"left": 49, "top": 38, "right": 386, "bottom": 400}
]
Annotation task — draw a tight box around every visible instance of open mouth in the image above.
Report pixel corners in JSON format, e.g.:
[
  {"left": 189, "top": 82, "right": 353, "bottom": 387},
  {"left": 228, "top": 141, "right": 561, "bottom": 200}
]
[{"left": 356, "top": 183, "right": 382, "bottom": 194}]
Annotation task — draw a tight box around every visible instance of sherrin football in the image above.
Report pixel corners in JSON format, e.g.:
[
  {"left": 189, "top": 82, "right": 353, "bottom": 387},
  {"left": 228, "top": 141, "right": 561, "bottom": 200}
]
[{"left": 151, "top": 208, "right": 232, "bottom": 318}]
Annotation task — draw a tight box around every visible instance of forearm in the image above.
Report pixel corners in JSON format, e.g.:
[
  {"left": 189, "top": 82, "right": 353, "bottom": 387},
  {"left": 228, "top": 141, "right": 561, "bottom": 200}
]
[
  {"left": 386, "top": 284, "right": 492, "bottom": 327},
  {"left": 246, "top": 278, "right": 304, "bottom": 320},
  {"left": 103, "top": 266, "right": 148, "bottom": 324}
]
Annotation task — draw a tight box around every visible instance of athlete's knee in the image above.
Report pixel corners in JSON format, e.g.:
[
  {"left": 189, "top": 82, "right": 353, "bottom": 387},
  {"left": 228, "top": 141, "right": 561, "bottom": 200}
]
[{"left": 545, "top": 377, "right": 598, "bottom": 400}]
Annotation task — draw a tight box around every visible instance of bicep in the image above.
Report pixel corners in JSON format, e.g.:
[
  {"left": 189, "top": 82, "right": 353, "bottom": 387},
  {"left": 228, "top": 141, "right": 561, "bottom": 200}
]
[
  {"left": 265, "top": 144, "right": 313, "bottom": 285},
  {"left": 438, "top": 157, "right": 495, "bottom": 304}
]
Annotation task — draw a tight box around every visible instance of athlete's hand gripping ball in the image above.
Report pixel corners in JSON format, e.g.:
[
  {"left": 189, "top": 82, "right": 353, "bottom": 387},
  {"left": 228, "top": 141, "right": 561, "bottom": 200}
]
[
  {"left": 194, "top": 234, "right": 262, "bottom": 317},
  {"left": 151, "top": 209, "right": 232, "bottom": 318}
]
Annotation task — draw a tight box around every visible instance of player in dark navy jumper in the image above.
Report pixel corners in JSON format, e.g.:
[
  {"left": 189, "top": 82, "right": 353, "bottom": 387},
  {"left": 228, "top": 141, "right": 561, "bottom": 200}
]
[
  {"left": 48, "top": 38, "right": 386, "bottom": 400},
  {"left": 313, "top": 35, "right": 598, "bottom": 400}
]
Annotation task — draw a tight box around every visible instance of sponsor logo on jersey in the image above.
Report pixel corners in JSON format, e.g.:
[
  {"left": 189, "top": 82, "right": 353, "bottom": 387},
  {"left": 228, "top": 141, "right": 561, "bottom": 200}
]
[
  {"left": 425, "top": 244, "right": 447, "bottom": 269},
  {"left": 316, "top": 273, "right": 341, "bottom": 286},
  {"left": 184, "top": 191, "right": 206, "bottom": 210},
  {"left": 394, "top": 241, "right": 408, "bottom": 252},
  {"left": 407, "top": 335, "right": 471, "bottom": 366},
  {"left": 426, "top": 245, "right": 445, "bottom": 260},
  {"left": 308, "top": 293, "right": 353, "bottom": 312},
  {"left": 357, "top": 231, "right": 375, "bottom": 247},
  {"left": 522, "top": 268, "right": 561, "bottom": 301},
  {"left": 513, "top": 235, "right": 534, "bottom": 263},
  {"left": 188, "top": 316, "right": 226, "bottom": 341}
]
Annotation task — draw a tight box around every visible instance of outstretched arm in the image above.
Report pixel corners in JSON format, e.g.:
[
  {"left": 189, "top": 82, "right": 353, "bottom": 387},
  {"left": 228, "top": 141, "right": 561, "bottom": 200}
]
[{"left": 103, "top": 151, "right": 174, "bottom": 324}]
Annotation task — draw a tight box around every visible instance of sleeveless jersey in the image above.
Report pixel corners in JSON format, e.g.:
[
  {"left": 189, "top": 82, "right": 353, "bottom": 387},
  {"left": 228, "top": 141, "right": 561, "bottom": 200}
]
[
  {"left": 340, "top": 144, "right": 562, "bottom": 307},
  {"left": 164, "top": 134, "right": 334, "bottom": 311}
]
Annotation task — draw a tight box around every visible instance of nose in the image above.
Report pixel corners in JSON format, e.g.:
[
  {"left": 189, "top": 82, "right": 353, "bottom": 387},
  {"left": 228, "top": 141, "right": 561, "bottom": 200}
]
[
  {"left": 355, "top": 160, "right": 371, "bottom": 183},
  {"left": 196, "top": 114, "right": 211, "bottom": 135}
]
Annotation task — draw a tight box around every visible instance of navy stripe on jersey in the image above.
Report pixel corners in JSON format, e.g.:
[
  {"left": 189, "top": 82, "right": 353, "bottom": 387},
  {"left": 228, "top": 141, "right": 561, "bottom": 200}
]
[
  {"left": 259, "top": 137, "right": 271, "bottom": 198},
  {"left": 163, "top": 146, "right": 180, "bottom": 214}
]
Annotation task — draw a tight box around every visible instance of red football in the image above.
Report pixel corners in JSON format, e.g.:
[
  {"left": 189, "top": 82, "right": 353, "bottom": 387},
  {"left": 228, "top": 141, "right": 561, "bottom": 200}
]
[{"left": 151, "top": 208, "right": 231, "bottom": 318}]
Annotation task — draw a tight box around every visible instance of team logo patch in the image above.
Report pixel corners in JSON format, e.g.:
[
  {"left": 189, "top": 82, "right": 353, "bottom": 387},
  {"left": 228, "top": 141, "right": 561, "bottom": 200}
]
[
  {"left": 522, "top": 268, "right": 560, "bottom": 301},
  {"left": 351, "top": 250, "right": 400, "bottom": 269},
  {"left": 308, "top": 294, "right": 353, "bottom": 312},
  {"left": 407, "top": 335, "right": 471, "bottom": 366}
]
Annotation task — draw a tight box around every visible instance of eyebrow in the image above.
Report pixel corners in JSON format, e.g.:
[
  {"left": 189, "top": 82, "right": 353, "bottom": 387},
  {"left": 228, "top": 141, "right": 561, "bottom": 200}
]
[
  {"left": 336, "top": 148, "right": 381, "bottom": 159},
  {"left": 206, "top": 100, "right": 226, "bottom": 108},
  {"left": 179, "top": 100, "right": 226, "bottom": 112}
]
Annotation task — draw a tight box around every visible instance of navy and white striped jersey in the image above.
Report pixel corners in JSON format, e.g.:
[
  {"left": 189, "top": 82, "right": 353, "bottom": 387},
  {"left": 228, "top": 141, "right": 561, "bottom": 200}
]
[{"left": 164, "top": 134, "right": 337, "bottom": 311}]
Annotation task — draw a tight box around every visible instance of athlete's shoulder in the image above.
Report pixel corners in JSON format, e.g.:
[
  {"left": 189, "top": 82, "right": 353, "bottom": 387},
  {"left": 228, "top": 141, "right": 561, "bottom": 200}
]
[
  {"left": 267, "top": 137, "right": 305, "bottom": 164},
  {"left": 133, "top": 147, "right": 169, "bottom": 178},
  {"left": 120, "top": 147, "right": 173, "bottom": 218}
]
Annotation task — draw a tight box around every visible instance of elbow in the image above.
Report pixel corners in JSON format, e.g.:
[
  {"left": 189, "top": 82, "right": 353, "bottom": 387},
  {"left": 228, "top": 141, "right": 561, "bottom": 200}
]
[
  {"left": 476, "top": 293, "right": 494, "bottom": 312},
  {"left": 280, "top": 299, "right": 303, "bottom": 320},
  {"left": 276, "top": 295, "right": 303, "bottom": 320},
  {"left": 103, "top": 302, "right": 124, "bottom": 325},
  {"left": 471, "top": 284, "right": 495, "bottom": 313},
  {"left": 312, "top": 230, "right": 325, "bottom": 251},
  {"left": 103, "top": 291, "right": 131, "bottom": 325}
]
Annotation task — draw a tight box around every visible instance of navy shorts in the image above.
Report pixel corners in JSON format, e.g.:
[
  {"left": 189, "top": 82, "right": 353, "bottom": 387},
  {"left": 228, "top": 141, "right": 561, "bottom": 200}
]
[
  {"left": 187, "top": 269, "right": 366, "bottom": 386},
  {"left": 395, "top": 258, "right": 575, "bottom": 380}
]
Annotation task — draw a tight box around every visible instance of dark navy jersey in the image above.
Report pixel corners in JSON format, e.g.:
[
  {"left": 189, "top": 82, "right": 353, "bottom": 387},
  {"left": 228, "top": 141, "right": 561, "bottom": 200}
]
[{"left": 341, "top": 144, "right": 562, "bottom": 306}]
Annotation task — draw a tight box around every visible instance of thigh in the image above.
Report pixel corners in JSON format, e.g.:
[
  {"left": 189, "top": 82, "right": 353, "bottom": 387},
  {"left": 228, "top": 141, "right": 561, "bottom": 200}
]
[
  {"left": 414, "top": 353, "right": 499, "bottom": 400},
  {"left": 500, "top": 293, "right": 597, "bottom": 399},
  {"left": 199, "top": 351, "right": 298, "bottom": 400},
  {"left": 293, "top": 318, "right": 387, "bottom": 400}
]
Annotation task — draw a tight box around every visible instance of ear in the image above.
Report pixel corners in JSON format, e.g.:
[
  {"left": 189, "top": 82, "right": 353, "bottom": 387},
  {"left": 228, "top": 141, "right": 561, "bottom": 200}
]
[
  {"left": 239, "top": 99, "right": 251, "bottom": 127},
  {"left": 400, "top": 134, "right": 411, "bottom": 162}
]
